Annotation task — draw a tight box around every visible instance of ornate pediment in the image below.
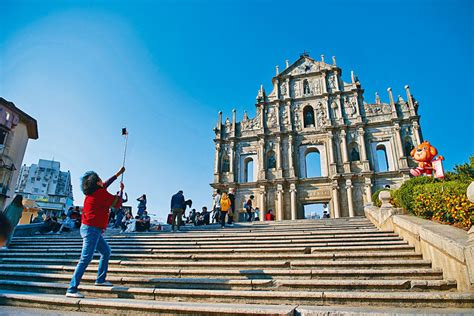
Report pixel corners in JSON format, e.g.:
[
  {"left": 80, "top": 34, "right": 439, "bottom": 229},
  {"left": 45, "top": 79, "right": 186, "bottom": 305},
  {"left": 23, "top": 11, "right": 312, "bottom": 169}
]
[{"left": 278, "top": 56, "right": 332, "bottom": 78}]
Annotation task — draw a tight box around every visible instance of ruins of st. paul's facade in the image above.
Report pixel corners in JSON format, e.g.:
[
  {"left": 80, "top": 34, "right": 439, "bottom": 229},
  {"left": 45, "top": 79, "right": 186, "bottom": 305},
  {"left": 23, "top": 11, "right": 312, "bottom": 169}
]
[{"left": 211, "top": 53, "right": 422, "bottom": 220}]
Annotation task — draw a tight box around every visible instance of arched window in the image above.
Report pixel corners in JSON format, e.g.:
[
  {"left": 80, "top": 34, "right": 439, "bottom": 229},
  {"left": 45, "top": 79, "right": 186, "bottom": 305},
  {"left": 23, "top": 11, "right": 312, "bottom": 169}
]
[
  {"left": 267, "top": 150, "right": 276, "bottom": 169},
  {"left": 376, "top": 145, "right": 389, "bottom": 172},
  {"left": 404, "top": 138, "right": 413, "bottom": 157},
  {"left": 244, "top": 158, "right": 254, "bottom": 182},
  {"left": 303, "top": 79, "right": 311, "bottom": 95},
  {"left": 303, "top": 106, "right": 315, "bottom": 127},
  {"left": 349, "top": 142, "right": 360, "bottom": 161},
  {"left": 221, "top": 155, "right": 230, "bottom": 173},
  {"left": 305, "top": 149, "right": 321, "bottom": 178}
]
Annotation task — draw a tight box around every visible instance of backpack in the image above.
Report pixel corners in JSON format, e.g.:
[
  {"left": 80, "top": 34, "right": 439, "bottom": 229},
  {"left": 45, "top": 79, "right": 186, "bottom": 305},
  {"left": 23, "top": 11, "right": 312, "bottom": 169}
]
[{"left": 220, "top": 195, "right": 231, "bottom": 212}]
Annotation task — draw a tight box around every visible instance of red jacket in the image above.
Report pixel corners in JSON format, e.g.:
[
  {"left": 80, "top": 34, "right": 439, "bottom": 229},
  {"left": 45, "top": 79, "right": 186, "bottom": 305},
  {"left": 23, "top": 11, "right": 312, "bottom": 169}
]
[
  {"left": 82, "top": 187, "right": 122, "bottom": 230},
  {"left": 265, "top": 213, "right": 275, "bottom": 221}
]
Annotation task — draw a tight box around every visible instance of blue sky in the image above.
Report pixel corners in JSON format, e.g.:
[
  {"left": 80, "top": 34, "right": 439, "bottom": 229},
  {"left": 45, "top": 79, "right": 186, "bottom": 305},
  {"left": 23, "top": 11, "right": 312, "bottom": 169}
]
[{"left": 1, "top": 0, "right": 472, "bottom": 220}]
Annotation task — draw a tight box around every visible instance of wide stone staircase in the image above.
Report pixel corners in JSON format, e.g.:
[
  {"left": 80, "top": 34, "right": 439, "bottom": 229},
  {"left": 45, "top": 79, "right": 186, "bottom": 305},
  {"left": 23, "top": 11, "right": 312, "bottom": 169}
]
[{"left": 0, "top": 217, "right": 472, "bottom": 315}]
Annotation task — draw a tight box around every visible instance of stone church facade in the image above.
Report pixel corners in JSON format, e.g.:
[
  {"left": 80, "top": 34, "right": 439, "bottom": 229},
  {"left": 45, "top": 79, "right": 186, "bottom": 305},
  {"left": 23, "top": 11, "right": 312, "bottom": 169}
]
[{"left": 211, "top": 53, "right": 422, "bottom": 220}]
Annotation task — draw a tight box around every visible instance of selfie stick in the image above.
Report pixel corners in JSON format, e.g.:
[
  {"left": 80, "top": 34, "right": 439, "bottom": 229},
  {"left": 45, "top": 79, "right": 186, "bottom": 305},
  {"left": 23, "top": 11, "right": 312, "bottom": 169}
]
[{"left": 121, "top": 128, "right": 128, "bottom": 184}]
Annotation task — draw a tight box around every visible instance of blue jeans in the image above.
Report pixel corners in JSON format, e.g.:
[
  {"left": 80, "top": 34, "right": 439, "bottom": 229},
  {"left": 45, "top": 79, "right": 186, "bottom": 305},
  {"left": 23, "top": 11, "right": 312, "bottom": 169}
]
[{"left": 67, "top": 224, "right": 111, "bottom": 293}]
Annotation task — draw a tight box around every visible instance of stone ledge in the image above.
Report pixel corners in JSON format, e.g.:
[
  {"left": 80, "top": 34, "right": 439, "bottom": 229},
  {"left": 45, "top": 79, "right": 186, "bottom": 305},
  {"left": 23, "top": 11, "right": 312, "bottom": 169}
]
[{"left": 393, "top": 215, "right": 468, "bottom": 263}]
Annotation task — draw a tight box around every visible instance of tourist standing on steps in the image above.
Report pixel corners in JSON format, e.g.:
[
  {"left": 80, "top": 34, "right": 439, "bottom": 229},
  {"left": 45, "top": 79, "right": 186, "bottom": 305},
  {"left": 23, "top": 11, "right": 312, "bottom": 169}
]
[
  {"left": 1, "top": 195, "right": 23, "bottom": 249},
  {"left": 219, "top": 192, "right": 231, "bottom": 228},
  {"left": 227, "top": 188, "right": 235, "bottom": 226},
  {"left": 212, "top": 189, "right": 222, "bottom": 224},
  {"left": 137, "top": 194, "right": 147, "bottom": 216},
  {"left": 245, "top": 195, "right": 254, "bottom": 222},
  {"left": 170, "top": 190, "right": 185, "bottom": 232},
  {"left": 66, "top": 167, "right": 125, "bottom": 298}
]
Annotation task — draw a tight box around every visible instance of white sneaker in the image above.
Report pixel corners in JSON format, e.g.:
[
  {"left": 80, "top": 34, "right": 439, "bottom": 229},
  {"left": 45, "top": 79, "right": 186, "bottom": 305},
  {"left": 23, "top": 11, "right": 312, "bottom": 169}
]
[
  {"left": 95, "top": 281, "right": 113, "bottom": 286},
  {"left": 66, "top": 292, "right": 84, "bottom": 298},
  {"left": 0, "top": 246, "right": 8, "bottom": 250}
]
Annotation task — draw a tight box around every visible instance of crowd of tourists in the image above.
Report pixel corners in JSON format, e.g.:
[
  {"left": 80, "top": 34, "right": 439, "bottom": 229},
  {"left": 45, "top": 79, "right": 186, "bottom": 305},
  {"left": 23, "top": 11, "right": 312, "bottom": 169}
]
[{"left": 166, "top": 188, "right": 278, "bottom": 232}]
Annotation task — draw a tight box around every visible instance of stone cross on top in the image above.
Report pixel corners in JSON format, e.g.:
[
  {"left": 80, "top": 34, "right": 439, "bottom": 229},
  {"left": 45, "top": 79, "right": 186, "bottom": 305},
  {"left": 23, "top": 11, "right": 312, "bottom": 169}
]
[{"left": 300, "top": 50, "right": 310, "bottom": 57}]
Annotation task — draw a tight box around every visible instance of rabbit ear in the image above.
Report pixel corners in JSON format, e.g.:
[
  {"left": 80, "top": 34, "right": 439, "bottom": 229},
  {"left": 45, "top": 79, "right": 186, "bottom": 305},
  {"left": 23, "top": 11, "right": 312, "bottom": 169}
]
[{"left": 430, "top": 145, "right": 437, "bottom": 157}]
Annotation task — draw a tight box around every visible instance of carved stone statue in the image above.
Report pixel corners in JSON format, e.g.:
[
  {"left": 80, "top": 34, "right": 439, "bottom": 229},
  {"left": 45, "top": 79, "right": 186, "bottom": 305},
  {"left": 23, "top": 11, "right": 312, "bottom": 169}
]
[
  {"left": 304, "top": 107, "right": 315, "bottom": 127},
  {"left": 331, "top": 102, "right": 339, "bottom": 120},
  {"left": 221, "top": 155, "right": 230, "bottom": 172},
  {"left": 303, "top": 79, "right": 311, "bottom": 95},
  {"left": 344, "top": 96, "right": 357, "bottom": 117},
  {"left": 350, "top": 147, "right": 360, "bottom": 161},
  {"left": 280, "top": 82, "right": 287, "bottom": 96},
  {"left": 316, "top": 102, "right": 328, "bottom": 127},
  {"left": 267, "top": 154, "right": 276, "bottom": 169}
]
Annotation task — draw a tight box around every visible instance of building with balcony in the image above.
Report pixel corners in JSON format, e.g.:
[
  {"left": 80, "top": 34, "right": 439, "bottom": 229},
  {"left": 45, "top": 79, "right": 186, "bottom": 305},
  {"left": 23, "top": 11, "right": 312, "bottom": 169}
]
[
  {"left": 0, "top": 97, "right": 39, "bottom": 210},
  {"left": 15, "top": 159, "right": 73, "bottom": 216}
]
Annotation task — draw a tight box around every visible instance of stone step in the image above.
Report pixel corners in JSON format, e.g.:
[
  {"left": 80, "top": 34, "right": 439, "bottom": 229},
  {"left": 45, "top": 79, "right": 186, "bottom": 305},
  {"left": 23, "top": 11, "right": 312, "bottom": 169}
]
[
  {"left": 10, "top": 235, "right": 402, "bottom": 246},
  {"left": 0, "top": 290, "right": 296, "bottom": 316},
  {"left": 0, "top": 245, "right": 417, "bottom": 259},
  {"left": 8, "top": 239, "right": 406, "bottom": 251},
  {"left": 0, "top": 285, "right": 471, "bottom": 308},
  {"left": 0, "top": 251, "right": 423, "bottom": 265},
  {"left": 0, "top": 278, "right": 458, "bottom": 294},
  {"left": 3, "top": 240, "right": 409, "bottom": 253},
  {"left": 0, "top": 259, "right": 433, "bottom": 272},
  {"left": 0, "top": 268, "right": 444, "bottom": 283},
  {"left": 11, "top": 229, "right": 390, "bottom": 243}
]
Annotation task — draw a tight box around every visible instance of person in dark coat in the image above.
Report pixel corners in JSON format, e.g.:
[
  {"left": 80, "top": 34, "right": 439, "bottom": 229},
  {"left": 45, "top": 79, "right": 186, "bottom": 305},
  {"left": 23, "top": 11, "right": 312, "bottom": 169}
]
[
  {"left": 227, "top": 188, "right": 236, "bottom": 226},
  {"left": 170, "top": 190, "right": 185, "bottom": 232}
]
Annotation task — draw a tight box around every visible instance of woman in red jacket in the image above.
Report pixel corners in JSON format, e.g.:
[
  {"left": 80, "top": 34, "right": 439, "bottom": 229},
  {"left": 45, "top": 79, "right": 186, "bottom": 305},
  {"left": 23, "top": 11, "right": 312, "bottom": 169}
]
[{"left": 66, "top": 167, "right": 124, "bottom": 298}]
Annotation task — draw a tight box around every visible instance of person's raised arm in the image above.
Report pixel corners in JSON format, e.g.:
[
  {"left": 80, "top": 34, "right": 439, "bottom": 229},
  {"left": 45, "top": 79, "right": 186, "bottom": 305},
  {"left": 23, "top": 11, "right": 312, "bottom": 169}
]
[
  {"left": 104, "top": 167, "right": 125, "bottom": 188},
  {"left": 122, "top": 192, "right": 128, "bottom": 203}
]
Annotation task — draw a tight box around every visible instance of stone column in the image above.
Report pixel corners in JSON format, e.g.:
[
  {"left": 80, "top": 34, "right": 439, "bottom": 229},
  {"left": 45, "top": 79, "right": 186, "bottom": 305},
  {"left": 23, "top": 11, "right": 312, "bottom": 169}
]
[
  {"left": 332, "top": 180, "right": 340, "bottom": 218},
  {"left": 229, "top": 141, "right": 235, "bottom": 182},
  {"left": 274, "top": 79, "right": 279, "bottom": 100},
  {"left": 259, "top": 104, "right": 265, "bottom": 131},
  {"left": 217, "top": 111, "right": 222, "bottom": 132},
  {"left": 327, "top": 130, "right": 337, "bottom": 175},
  {"left": 412, "top": 121, "right": 422, "bottom": 145},
  {"left": 333, "top": 70, "right": 340, "bottom": 91},
  {"left": 259, "top": 185, "right": 266, "bottom": 217},
  {"left": 286, "top": 100, "right": 292, "bottom": 127},
  {"left": 214, "top": 143, "right": 221, "bottom": 183},
  {"left": 387, "top": 88, "right": 398, "bottom": 119},
  {"left": 364, "top": 177, "right": 373, "bottom": 204},
  {"left": 258, "top": 139, "right": 265, "bottom": 180},
  {"left": 340, "top": 129, "right": 350, "bottom": 173},
  {"left": 405, "top": 85, "right": 417, "bottom": 117},
  {"left": 358, "top": 128, "right": 370, "bottom": 171},
  {"left": 346, "top": 179, "right": 355, "bottom": 217},
  {"left": 276, "top": 136, "right": 283, "bottom": 178},
  {"left": 321, "top": 72, "right": 328, "bottom": 94},
  {"left": 290, "top": 183, "right": 297, "bottom": 220},
  {"left": 276, "top": 184, "right": 284, "bottom": 221},
  {"left": 232, "top": 109, "right": 236, "bottom": 137},
  {"left": 393, "top": 123, "right": 408, "bottom": 169},
  {"left": 288, "top": 135, "right": 295, "bottom": 177}
]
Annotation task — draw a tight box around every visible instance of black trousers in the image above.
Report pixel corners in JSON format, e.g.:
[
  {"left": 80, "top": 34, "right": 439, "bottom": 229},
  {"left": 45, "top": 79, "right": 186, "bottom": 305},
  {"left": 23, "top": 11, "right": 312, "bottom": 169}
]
[{"left": 220, "top": 212, "right": 227, "bottom": 227}]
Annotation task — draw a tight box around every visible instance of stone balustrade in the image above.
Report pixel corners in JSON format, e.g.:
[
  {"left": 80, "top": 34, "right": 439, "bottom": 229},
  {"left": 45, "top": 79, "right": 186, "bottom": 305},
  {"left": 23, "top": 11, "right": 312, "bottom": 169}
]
[{"left": 364, "top": 183, "right": 474, "bottom": 291}]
